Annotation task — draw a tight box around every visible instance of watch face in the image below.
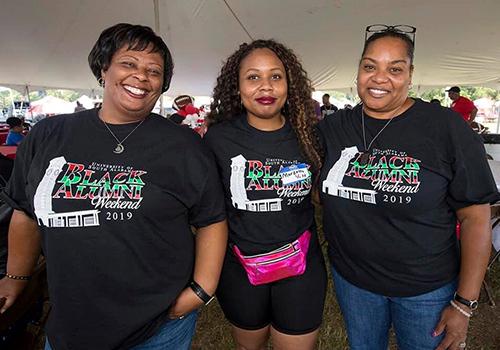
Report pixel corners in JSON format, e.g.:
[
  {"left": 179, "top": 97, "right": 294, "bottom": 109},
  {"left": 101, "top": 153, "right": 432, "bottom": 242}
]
[{"left": 470, "top": 300, "right": 479, "bottom": 311}]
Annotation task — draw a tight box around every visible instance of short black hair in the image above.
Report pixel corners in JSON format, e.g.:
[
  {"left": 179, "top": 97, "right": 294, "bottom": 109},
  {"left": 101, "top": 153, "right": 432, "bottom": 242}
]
[
  {"left": 88, "top": 23, "right": 174, "bottom": 93},
  {"left": 6, "top": 117, "right": 22, "bottom": 128},
  {"left": 323, "top": 93, "right": 330, "bottom": 99},
  {"left": 430, "top": 99, "right": 441, "bottom": 104},
  {"left": 361, "top": 29, "right": 414, "bottom": 66}
]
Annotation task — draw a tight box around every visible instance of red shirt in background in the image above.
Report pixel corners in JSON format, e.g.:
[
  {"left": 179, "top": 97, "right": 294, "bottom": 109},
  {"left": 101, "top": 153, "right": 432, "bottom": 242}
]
[{"left": 451, "top": 96, "right": 476, "bottom": 121}]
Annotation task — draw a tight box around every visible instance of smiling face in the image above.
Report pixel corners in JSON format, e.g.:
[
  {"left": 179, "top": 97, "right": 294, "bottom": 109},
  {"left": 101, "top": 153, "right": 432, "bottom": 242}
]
[
  {"left": 357, "top": 37, "right": 414, "bottom": 119},
  {"left": 238, "top": 48, "right": 287, "bottom": 129},
  {"left": 100, "top": 45, "right": 164, "bottom": 123}
]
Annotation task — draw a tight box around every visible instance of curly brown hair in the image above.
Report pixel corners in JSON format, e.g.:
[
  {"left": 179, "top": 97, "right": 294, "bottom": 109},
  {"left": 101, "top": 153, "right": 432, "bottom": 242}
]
[{"left": 208, "top": 39, "right": 322, "bottom": 177}]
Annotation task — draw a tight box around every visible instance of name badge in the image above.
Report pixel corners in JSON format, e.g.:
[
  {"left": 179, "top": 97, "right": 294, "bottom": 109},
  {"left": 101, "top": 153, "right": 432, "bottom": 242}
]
[{"left": 280, "top": 163, "right": 309, "bottom": 186}]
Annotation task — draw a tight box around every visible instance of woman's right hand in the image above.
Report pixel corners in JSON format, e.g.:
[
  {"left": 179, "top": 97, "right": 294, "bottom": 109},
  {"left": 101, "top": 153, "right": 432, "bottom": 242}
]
[{"left": 0, "top": 277, "right": 29, "bottom": 313}]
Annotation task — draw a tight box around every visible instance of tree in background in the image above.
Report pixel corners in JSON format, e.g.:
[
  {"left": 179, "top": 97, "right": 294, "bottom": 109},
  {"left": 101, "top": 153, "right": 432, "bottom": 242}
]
[
  {"left": 0, "top": 89, "right": 83, "bottom": 110},
  {"left": 420, "top": 86, "right": 499, "bottom": 105}
]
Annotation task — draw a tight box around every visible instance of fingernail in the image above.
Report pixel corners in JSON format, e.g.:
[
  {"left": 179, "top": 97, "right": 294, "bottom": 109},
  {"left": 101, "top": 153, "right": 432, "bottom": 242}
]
[{"left": 431, "top": 331, "right": 437, "bottom": 338}]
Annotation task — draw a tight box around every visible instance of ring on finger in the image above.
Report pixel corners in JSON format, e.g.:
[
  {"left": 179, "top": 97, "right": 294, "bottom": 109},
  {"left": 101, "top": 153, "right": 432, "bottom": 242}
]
[{"left": 459, "top": 341, "right": 466, "bottom": 348}]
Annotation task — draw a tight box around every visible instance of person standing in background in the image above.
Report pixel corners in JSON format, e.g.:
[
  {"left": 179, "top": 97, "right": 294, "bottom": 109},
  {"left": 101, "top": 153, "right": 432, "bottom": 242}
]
[
  {"left": 321, "top": 93, "right": 338, "bottom": 118},
  {"left": 447, "top": 86, "right": 477, "bottom": 124}
]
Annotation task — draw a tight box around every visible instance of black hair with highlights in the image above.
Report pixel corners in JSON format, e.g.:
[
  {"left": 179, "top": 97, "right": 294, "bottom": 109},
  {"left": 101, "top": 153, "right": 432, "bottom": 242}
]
[{"left": 207, "top": 39, "right": 322, "bottom": 178}]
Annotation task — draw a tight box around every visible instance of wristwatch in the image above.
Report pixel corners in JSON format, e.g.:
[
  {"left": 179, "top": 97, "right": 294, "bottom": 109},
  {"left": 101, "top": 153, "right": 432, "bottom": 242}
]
[
  {"left": 190, "top": 281, "right": 215, "bottom": 305},
  {"left": 454, "top": 292, "right": 478, "bottom": 311}
]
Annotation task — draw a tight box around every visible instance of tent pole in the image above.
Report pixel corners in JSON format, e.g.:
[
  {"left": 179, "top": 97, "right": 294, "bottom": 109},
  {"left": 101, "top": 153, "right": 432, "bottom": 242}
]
[
  {"left": 496, "top": 89, "right": 500, "bottom": 133},
  {"left": 25, "top": 85, "right": 33, "bottom": 120},
  {"left": 153, "top": 0, "right": 164, "bottom": 116}
]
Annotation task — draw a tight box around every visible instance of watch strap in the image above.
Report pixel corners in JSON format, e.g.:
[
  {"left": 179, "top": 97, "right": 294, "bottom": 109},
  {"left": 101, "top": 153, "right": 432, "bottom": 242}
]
[
  {"left": 190, "top": 281, "right": 214, "bottom": 305},
  {"left": 454, "top": 292, "right": 478, "bottom": 310}
]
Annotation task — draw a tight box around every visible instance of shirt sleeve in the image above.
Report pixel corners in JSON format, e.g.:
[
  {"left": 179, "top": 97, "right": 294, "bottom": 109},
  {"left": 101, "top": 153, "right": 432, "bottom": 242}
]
[
  {"left": 445, "top": 111, "right": 500, "bottom": 209},
  {"left": 464, "top": 98, "right": 477, "bottom": 114},
  {"left": 0, "top": 122, "right": 48, "bottom": 218},
  {"left": 185, "top": 138, "right": 226, "bottom": 228}
]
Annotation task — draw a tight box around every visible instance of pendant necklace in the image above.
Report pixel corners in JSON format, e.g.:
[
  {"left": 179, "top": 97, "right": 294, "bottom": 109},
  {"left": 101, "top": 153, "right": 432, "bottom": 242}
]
[
  {"left": 102, "top": 117, "right": 146, "bottom": 154},
  {"left": 359, "top": 103, "right": 404, "bottom": 166}
]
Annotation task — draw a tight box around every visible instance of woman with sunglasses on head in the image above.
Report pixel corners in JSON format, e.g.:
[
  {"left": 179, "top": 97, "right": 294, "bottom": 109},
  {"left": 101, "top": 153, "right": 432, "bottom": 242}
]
[
  {"left": 318, "top": 25, "right": 499, "bottom": 350},
  {"left": 0, "top": 23, "right": 228, "bottom": 350},
  {"left": 204, "top": 39, "right": 327, "bottom": 350}
]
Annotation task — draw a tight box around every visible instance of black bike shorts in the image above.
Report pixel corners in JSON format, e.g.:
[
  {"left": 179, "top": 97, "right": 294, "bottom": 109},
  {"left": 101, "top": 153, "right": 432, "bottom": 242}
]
[{"left": 216, "top": 237, "right": 327, "bottom": 335}]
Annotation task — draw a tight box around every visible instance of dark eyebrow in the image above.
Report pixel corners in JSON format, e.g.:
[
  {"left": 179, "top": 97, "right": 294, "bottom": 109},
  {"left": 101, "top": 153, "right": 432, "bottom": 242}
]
[
  {"left": 362, "top": 57, "right": 407, "bottom": 65},
  {"left": 243, "top": 67, "right": 285, "bottom": 74},
  {"left": 119, "top": 55, "right": 139, "bottom": 61},
  {"left": 119, "top": 55, "right": 163, "bottom": 69},
  {"left": 243, "top": 68, "right": 259, "bottom": 74}
]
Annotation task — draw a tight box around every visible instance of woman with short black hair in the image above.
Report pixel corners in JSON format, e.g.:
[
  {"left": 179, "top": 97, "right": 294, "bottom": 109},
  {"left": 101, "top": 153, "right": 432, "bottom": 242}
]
[{"left": 0, "top": 23, "right": 227, "bottom": 350}]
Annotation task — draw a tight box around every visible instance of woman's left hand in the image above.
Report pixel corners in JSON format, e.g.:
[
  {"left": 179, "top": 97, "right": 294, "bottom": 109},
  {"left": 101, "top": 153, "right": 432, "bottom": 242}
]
[
  {"left": 433, "top": 305, "right": 470, "bottom": 350},
  {"left": 169, "top": 287, "right": 204, "bottom": 319}
]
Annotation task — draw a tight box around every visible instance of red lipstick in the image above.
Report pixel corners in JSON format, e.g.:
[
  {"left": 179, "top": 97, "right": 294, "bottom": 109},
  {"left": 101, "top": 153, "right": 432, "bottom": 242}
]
[{"left": 256, "top": 97, "right": 277, "bottom": 104}]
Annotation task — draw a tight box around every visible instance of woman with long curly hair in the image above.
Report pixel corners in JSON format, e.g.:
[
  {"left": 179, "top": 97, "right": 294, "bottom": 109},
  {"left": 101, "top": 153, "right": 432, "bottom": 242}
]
[{"left": 204, "top": 39, "right": 327, "bottom": 350}]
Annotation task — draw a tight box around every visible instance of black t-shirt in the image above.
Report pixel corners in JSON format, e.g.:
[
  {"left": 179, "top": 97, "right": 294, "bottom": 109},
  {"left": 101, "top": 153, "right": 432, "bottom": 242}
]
[
  {"left": 204, "top": 114, "right": 315, "bottom": 255},
  {"left": 318, "top": 99, "right": 499, "bottom": 297},
  {"left": 1, "top": 109, "right": 226, "bottom": 350},
  {"left": 321, "top": 104, "right": 338, "bottom": 118}
]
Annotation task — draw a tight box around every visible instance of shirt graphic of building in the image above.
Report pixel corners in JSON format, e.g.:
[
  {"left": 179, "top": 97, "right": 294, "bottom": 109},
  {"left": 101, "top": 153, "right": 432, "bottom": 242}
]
[
  {"left": 230, "top": 154, "right": 282, "bottom": 212},
  {"left": 322, "top": 146, "right": 377, "bottom": 204},
  {"left": 34, "top": 156, "right": 100, "bottom": 228}
]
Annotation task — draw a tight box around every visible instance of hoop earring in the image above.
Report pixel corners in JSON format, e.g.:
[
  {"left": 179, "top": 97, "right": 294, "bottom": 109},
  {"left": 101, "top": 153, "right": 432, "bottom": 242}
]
[
  {"left": 98, "top": 78, "right": 105, "bottom": 88},
  {"left": 354, "top": 77, "right": 358, "bottom": 85},
  {"left": 409, "top": 84, "right": 413, "bottom": 90}
]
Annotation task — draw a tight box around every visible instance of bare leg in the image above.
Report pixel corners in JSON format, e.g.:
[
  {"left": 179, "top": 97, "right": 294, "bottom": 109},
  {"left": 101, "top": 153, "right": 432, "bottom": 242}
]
[
  {"left": 270, "top": 326, "right": 319, "bottom": 350},
  {"left": 233, "top": 325, "right": 270, "bottom": 350}
]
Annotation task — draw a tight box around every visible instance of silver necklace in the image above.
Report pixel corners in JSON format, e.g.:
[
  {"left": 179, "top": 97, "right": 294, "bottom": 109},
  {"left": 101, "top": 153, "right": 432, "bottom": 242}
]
[
  {"left": 359, "top": 104, "right": 404, "bottom": 166},
  {"left": 102, "top": 118, "right": 146, "bottom": 154}
]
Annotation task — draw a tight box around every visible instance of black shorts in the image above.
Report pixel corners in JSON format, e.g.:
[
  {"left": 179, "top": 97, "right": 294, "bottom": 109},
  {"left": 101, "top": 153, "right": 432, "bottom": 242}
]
[{"left": 215, "top": 235, "right": 327, "bottom": 335}]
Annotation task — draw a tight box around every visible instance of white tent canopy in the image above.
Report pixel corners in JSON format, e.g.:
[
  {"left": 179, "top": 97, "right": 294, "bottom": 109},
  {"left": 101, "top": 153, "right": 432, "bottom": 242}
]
[{"left": 1, "top": 0, "right": 500, "bottom": 97}]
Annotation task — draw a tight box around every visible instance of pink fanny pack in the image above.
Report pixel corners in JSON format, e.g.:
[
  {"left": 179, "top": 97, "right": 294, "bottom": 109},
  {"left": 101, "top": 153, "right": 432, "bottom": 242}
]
[{"left": 233, "top": 230, "right": 311, "bottom": 286}]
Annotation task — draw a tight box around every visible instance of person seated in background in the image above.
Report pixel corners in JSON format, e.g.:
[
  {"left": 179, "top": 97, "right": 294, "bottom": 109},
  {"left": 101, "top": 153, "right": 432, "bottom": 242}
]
[{"left": 5, "top": 117, "right": 24, "bottom": 146}]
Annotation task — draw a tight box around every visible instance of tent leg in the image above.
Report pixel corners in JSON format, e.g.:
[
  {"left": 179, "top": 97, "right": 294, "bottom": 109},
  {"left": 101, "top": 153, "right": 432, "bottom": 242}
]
[
  {"left": 496, "top": 89, "right": 500, "bottom": 133},
  {"left": 25, "top": 85, "right": 33, "bottom": 120}
]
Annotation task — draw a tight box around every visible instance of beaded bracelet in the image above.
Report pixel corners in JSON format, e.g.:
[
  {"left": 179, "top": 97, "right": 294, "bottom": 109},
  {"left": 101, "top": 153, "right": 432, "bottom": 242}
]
[
  {"left": 450, "top": 300, "right": 472, "bottom": 318},
  {"left": 5, "top": 273, "right": 31, "bottom": 281}
]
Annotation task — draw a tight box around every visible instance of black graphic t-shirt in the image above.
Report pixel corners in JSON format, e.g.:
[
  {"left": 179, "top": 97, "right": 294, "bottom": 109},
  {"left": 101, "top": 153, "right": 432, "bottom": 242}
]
[
  {"left": 318, "top": 99, "right": 499, "bottom": 297},
  {"left": 205, "top": 114, "right": 315, "bottom": 255},
  {"left": 1, "top": 109, "right": 226, "bottom": 350},
  {"left": 321, "top": 104, "right": 338, "bottom": 118}
]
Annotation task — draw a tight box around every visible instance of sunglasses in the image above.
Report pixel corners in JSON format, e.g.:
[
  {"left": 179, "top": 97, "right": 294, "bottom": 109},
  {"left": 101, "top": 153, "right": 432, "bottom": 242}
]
[{"left": 365, "top": 24, "right": 417, "bottom": 45}]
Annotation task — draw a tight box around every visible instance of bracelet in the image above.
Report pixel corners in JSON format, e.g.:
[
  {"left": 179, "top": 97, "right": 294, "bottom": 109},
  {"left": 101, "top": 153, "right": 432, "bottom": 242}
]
[
  {"left": 5, "top": 273, "right": 31, "bottom": 281},
  {"left": 189, "top": 281, "right": 214, "bottom": 306},
  {"left": 450, "top": 300, "right": 472, "bottom": 318}
]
